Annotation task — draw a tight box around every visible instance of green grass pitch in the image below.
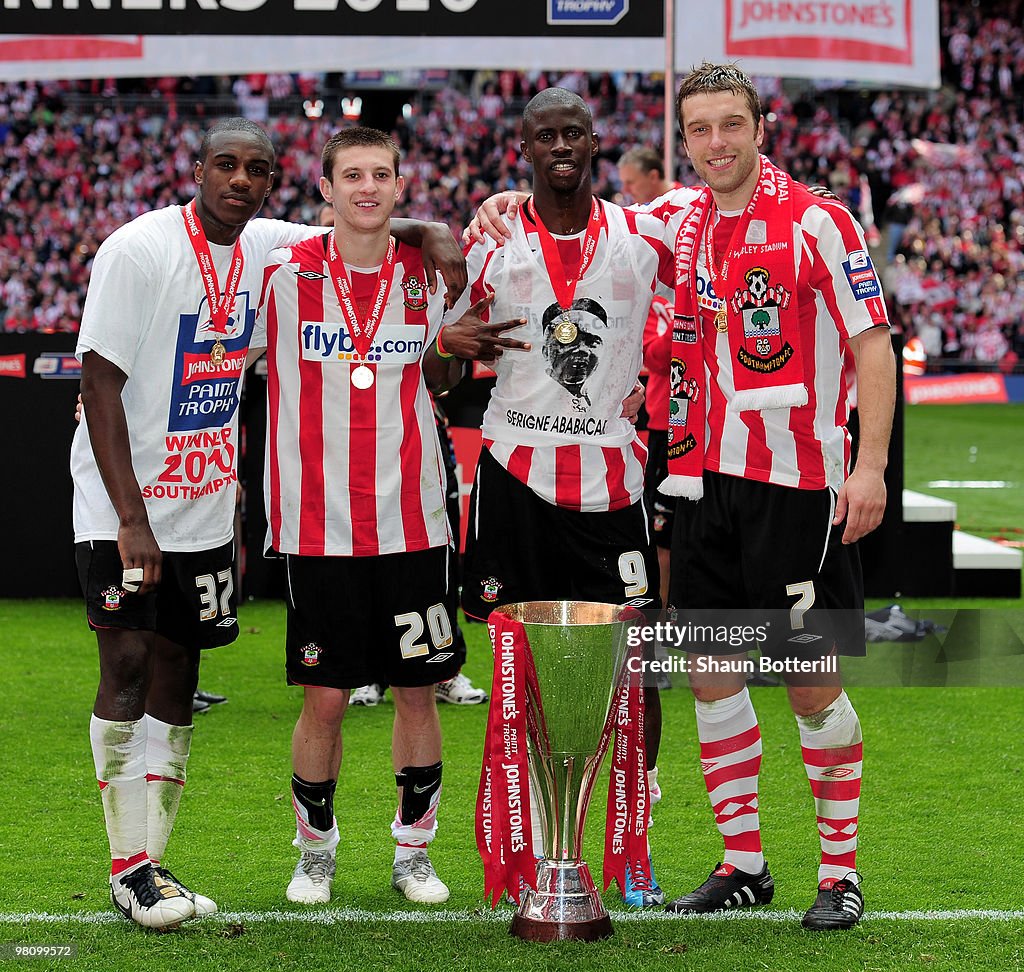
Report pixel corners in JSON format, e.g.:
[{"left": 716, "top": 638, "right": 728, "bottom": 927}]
[{"left": 0, "top": 403, "right": 1021, "bottom": 971}]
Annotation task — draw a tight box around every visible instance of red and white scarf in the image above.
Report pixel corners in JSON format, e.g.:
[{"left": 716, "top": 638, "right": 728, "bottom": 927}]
[{"left": 662, "top": 157, "right": 808, "bottom": 499}]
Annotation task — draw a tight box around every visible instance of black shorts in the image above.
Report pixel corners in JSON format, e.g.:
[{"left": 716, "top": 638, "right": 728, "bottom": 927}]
[
  {"left": 461, "top": 448, "right": 660, "bottom": 621},
  {"left": 75, "top": 539, "right": 239, "bottom": 651},
  {"left": 284, "top": 545, "right": 464, "bottom": 689},
  {"left": 644, "top": 429, "right": 675, "bottom": 551},
  {"left": 669, "top": 471, "right": 865, "bottom": 656}
]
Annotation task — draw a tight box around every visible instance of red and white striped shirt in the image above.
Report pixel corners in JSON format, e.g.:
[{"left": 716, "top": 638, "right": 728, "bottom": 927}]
[
  {"left": 448, "top": 200, "right": 674, "bottom": 512},
  {"left": 255, "top": 234, "right": 450, "bottom": 557},
  {"left": 650, "top": 185, "right": 889, "bottom": 491},
  {"left": 642, "top": 295, "right": 673, "bottom": 432}
]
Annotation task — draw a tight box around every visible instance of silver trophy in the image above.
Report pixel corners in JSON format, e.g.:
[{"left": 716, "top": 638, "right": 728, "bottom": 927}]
[{"left": 495, "top": 600, "right": 637, "bottom": 943}]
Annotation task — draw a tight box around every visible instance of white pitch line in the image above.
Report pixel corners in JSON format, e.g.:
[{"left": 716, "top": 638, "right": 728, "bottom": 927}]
[
  {"left": 926, "top": 480, "right": 1016, "bottom": 489},
  {"left": 1, "top": 909, "right": 1021, "bottom": 925}
]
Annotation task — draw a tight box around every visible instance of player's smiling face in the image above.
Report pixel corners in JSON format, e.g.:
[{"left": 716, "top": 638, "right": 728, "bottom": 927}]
[
  {"left": 521, "top": 104, "right": 598, "bottom": 195},
  {"left": 319, "top": 146, "right": 405, "bottom": 233},
  {"left": 681, "top": 90, "right": 764, "bottom": 210}
]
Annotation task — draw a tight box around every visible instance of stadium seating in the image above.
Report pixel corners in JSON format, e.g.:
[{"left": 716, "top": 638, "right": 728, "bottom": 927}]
[{"left": 1, "top": 2, "right": 1022, "bottom": 367}]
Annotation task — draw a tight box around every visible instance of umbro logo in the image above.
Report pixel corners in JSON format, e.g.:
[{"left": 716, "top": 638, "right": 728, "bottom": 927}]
[
  {"left": 296, "top": 270, "right": 327, "bottom": 280},
  {"left": 216, "top": 617, "right": 237, "bottom": 627},
  {"left": 426, "top": 652, "right": 455, "bottom": 664}
]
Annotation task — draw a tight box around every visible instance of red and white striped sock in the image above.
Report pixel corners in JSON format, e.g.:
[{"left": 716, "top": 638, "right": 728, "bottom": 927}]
[
  {"left": 144, "top": 715, "right": 192, "bottom": 865},
  {"left": 796, "top": 690, "right": 862, "bottom": 884},
  {"left": 694, "top": 687, "right": 764, "bottom": 875},
  {"left": 89, "top": 715, "right": 148, "bottom": 879}
]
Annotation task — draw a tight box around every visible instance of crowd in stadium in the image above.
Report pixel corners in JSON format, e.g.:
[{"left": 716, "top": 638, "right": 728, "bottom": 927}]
[{"left": 1, "top": 0, "right": 1022, "bottom": 369}]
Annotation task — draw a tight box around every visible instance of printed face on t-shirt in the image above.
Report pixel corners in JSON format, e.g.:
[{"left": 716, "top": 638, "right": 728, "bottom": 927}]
[{"left": 540, "top": 301, "right": 604, "bottom": 400}]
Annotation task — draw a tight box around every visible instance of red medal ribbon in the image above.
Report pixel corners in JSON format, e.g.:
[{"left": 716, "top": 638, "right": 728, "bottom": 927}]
[
  {"left": 476, "top": 611, "right": 537, "bottom": 909},
  {"left": 700, "top": 162, "right": 770, "bottom": 325},
  {"left": 181, "top": 200, "right": 244, "bottom": 335},
  {"left": 325, "top": 230, "right": 396, "bottom": 361},
  {"left": 529, "top": 196, "right": 605, "bottom": 315},
  {"left": 603, "top": 639, "right": 650, "bottom": 893}
]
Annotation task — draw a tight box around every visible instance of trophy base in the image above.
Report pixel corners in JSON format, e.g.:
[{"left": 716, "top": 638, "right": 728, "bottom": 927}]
[{"left": 510, "top": 860, "right": 613, "bottom": 943}]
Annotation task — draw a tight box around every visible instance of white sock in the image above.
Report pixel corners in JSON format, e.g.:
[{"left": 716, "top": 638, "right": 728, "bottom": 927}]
[
  {"left": 648, "top": 765, "right": 662, "bottom": 806},
  {"left": 392, "top": 788, "right": 441, "bottom": 862},
  {"left": 144, "top": 715, "right": 193, "bottom": 864},
  {"left": 90, "top": 715, "right": 148, "bottom": 876},
  {"left": 292, "top": 802, "right": 340, "bottom": 855},
  {"left": 647, "top": 764, "right": 662, "bottom": 834}
]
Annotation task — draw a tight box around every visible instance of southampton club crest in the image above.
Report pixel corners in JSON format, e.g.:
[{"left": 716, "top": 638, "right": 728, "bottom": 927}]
[
  {"left": 301, "top": 642, "right": 323, "bottom": 667},
  {"left": 730, "top": 267, "right": 795, "bottom": 374},
  {"left": 402, "top": 274, "right": 428, "bottom": 311},
  {"left": 667, "top": 356, "right": 700, "bottom": 460},
  {"left": 480, "top": 576, "right": 503, "bottom": 604}
]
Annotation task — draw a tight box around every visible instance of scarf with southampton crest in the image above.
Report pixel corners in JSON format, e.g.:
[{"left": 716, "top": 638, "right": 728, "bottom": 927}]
[{"left": 661, "top": 157, "right": 807, "bottom": 500}]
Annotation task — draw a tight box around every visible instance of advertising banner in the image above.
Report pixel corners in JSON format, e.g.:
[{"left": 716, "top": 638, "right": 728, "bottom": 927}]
[
  {"left": 675, "top": 0, "right": 940, "bottom": 88},
  {"left": 0, "top": 2, "right": 660, "bottom": 79}
]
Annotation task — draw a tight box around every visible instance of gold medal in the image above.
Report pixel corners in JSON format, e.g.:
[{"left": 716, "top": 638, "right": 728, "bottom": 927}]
[
  {"left": 210, "top": 339, "right": 226, "bottom": 364},
  {"left": 714, "top": 307, "right": 729, "bottom": 332},
  {"left": 553, "top": 317, "right": 578, "bottom": 345}
]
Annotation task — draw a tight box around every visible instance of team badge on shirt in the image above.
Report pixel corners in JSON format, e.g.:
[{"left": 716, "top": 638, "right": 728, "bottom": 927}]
[
  {"left": 402, "top": 274, "right": 428, "bottom": 311},
  {"left": 301, "top": 642, "right": 323, "bottom": 667},
  {"left": 101, "top": 587, "right": 123, "bottom": 611},
  {"left": 730, "top": 267, "right": 795, "bottom": 373},
  {"left": 480, "top": 576, "right": 503, "bottom": 603}
]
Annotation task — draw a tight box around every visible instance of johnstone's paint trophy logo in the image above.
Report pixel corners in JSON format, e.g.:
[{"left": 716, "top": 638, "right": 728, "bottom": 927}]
[
  {"left": 548, "top": 0, "right": 628, "bottom": 26},
  {"left": 169, "top": 289, "right": 255, "bottom": 433}
]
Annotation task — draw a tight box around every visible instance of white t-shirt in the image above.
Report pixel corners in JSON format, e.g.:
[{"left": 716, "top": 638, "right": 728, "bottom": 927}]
[
  {"left": 447, "top": 200, "right": 673, "bottom": 512},
  {"left": 71, "top": 205, "right": 320, "bottom": 552}
]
